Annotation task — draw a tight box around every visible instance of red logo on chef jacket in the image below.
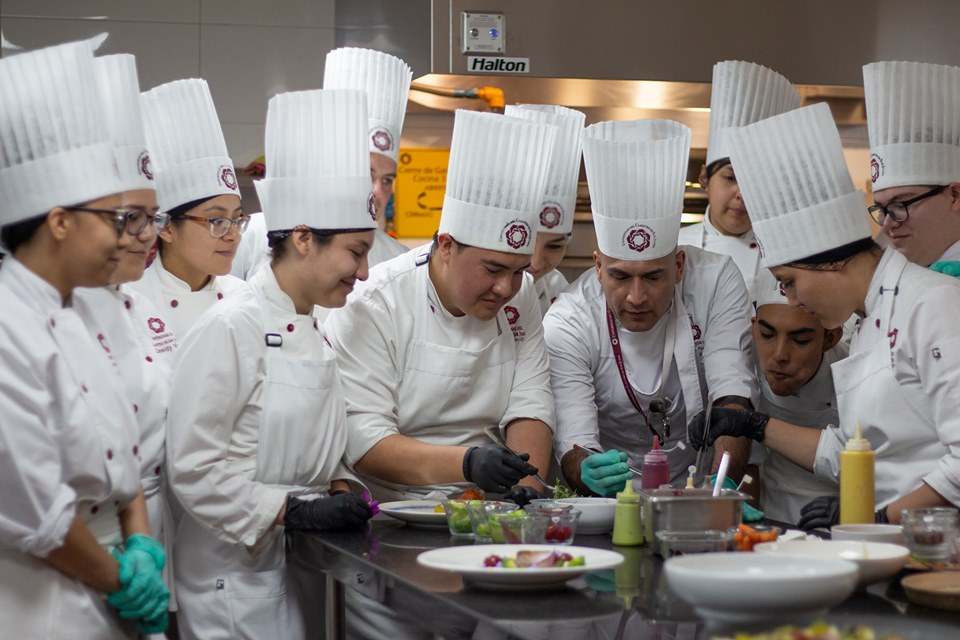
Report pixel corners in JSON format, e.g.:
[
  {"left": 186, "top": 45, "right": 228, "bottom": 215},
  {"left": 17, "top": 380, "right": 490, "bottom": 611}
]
[
  {"left": 138, "top": 151, "right": 154, "bottom": 181},
  {"left": 623, "top": 224, "right": 655, "bottom": 254},
  {"left": 870, "top": 153, "right": 884, "bottom": 184},
  {"left": 147, "top": 318, "right": 166, "bottom": 334},
  {"left": 504, "top": 306, "right": 520, "bottom": 325},
  {"left": 539, "top": 204, "right": 563, "bottom": 230},
  {"left": 888, "top": 328, "right": 899, "bottom": 348},
  {"left": 690, "top": 316, "right": 705, "bottom": 358},
  {"left": 501, "top": 220, "right": 531, "bottom": 250},
  {"left": 504, "top": 305, "right": 526, "bottom": 343},
  {"left": 218, "top": 165, "right": 238, "bottom": 191},
  {"left": 370, "top": 127, "right": 394, "bottom": 153},
  {"left": 367, "top": 192, "right": 377, "bottom": 221}
]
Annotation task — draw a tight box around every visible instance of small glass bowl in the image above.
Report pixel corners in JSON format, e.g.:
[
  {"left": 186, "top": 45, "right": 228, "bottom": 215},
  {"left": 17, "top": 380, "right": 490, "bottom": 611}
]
[
  {"left": 525, "top": 505, "right": 581, "bottom": 545},
  {"left": 467, "top": 501, "right": 519, "bottom": 542},
  {"left": 900, "top": 507, "right": 960, "bottom": 564},
  {"left": 656, "top": 529, "right": 735, "bottom": 557},
  {"left": 497, "top": 513, "right": 550, "bottom": 544},
  {"left": 442, "top": 499, "right": 476, "bottom": 538},
  {"left": 526, "top": 499, "right": 575, "bottom": 511}
]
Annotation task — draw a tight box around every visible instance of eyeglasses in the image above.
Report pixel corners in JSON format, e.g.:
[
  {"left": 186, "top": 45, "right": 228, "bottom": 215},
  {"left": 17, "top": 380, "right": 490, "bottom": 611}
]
[
  {"left": 69, "top": 207, "right": 171, "bottom": 237},
  {"left": 868, "top": 185, "right": 946, "bottom": 224},
  {"left": 180, "top": 213, "right": 250, "bottom": 238}
]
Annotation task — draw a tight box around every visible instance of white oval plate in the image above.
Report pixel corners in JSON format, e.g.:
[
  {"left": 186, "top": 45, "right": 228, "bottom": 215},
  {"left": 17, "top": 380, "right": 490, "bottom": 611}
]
[
  {"left": 665, "top": 552, "right": 858, "bottom": 622},
  {"left": 379, "top": 500, "right": 446, "bottom": 527},
  {"left": 754, "top": 540, "right": 909, "bottom": 587},
  {"left": 417, "top": 544, "right": 624, "bottom": 591}
]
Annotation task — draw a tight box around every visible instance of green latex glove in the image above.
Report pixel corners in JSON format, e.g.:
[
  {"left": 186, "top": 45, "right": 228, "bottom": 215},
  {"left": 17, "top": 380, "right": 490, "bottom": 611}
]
[
  {"left": 930, "top": 261, "right": 960, "bottom": 278},
  {"left": 107, "top": 535, "right": 169, "bottom": 623},
  {"left": 137, "top": 612, "right": 169, "bottom": 635},
  {"left": 580, "top": 450, "right": 633, "bottom": 496},
  {"left": 709, "top": 474, "right": 764, "bottom": 522}
]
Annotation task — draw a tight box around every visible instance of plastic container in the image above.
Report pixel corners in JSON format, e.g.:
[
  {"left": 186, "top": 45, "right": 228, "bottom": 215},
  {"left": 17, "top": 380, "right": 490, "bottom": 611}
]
[
  {"left": 524, "top": 506, "right": 581, "bottom": 545},
  {"left": 641, "top": 439, "right": 670, "bottom": 490},
  {"left": 655, "top": 529, "right": 735, "bottom": 556},
  {"left": 900, "top": 507, "right": 960, "bottom": 564},
  {"left": 612, "top": 479, "right": 643, "bottom": 546},
  {"left": 840, "top": 423, "right": 875, "bottom": 525},
  {"left": 442, "top": 500, "right": 475, "bottom": 538},
  {"left": 498, "top": 513, "right": 549, "bottom": 544},
  {"left": 467, "top": 501, "right": 518, "bottom": 542}
]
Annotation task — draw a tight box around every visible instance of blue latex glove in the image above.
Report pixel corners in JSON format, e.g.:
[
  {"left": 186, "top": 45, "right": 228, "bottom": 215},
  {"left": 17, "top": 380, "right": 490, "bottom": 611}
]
[
  {"left": 709, "top": 474, "right": 765, "bottom": 522},
  {"left": 107, "top": 535, "right": 169, "bottom": 623},
  {"left": 580, "top": 450, "right": 633, "bottom": 497},
  {"left": 930, "top": 261, "right": 960, "bottom": 278}
]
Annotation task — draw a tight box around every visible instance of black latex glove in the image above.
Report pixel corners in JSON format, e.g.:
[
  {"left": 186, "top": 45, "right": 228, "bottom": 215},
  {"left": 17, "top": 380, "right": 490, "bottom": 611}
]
[
  {"left": 284, "top": 494, "right": 372, "bottom": 532},
  {"left": 797, "top": 495, "right": 840, "bottom": 531},
  {"left": 503, "top": 485, "right": 543, "bottom": 508},
  {"left": 463, "top": 445, "right": 539, "bottom": 493},
  {"left": 688, "top": 407, "right": 770, "bottom": 450}
]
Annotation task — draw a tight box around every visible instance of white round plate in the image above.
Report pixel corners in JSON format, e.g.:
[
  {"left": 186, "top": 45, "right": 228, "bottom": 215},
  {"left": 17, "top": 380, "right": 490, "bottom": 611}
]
[
  {"left": 665, "top": 552, "right": 858, "bottom": 622},
  {"left": 830, "top": 523, "right": 907, "bottom": 546},
  {"left": 754, "top": 540, "right": 909, "bottom": 587},
  {"left": 379, "top": 500, "right": 446, "bottom": 527},
  {"left": 417, "top": 544, "right": 624, "bottom": 591}
]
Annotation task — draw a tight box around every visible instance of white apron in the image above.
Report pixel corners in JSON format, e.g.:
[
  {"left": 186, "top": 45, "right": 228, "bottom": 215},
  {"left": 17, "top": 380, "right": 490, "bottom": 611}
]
[
  {"left": 364, "top": 253, "right": 518, "bottom": 502},
  {"left": 174, "top": 285, "right": 347, "bottom": 640},
  {"left": 0, "top": 300, "right": 140, "bottom": 640},
  {"left": 831, "top": 255, "right": 946, "bottom": 507}
]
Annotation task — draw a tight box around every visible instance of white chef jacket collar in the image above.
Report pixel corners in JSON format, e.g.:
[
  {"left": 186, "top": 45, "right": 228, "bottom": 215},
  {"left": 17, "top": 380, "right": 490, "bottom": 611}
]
[
  {"left": 702, "top": 205, "right": 756, "bottom": 241},
  {"left": 938, "top": 239, "right": 960, "bottom": 263},
  {"left": 2, "top": 256, "right": 64, "bottom": 313},
  {"left": 153, "top": 254, "right": 217, "bottom": 293},
  {"left": 253, "top": 263, "right": 298, "bottom": 317},
  {"left": 862, "top": 248, "right": 900, "bottom": 320}
]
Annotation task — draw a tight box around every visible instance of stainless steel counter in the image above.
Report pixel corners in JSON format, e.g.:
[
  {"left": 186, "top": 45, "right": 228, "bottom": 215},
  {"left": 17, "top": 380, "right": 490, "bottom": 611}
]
[{"left": 287, "top": 518, "right": 960, "bottom": 640}]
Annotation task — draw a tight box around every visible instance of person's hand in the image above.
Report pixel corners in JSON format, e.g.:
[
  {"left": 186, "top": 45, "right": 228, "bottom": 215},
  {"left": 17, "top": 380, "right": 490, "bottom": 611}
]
[
  {"left": 284, "top": 494, "right": 373, "bottom": 532},
  {"left": 580, "top": 450, "right": 632, "bottom": 497},
  {"left": 463, "top": 445, "right": 538, "bottom": 493},
  {"left": 503, "top": 485, "right": 543, "bottom": 507},
  {"left": 688, "top": 408, "right": 770, "bottom": 450},
  {"left": 797, "top": 495, "right": 840, "bottom": 531},
  {"left": 137, "top": 612, "right": 169, "bottom": 635},
  {"left": 930, "top": 261, "right": 960, "bottom": 278},
  {"left": 106, "top": 536, "right": 169, "bottom": 623}
]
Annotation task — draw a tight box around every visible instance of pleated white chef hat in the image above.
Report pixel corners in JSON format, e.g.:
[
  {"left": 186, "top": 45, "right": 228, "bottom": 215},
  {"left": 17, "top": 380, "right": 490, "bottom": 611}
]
[
  {"left": 0, "top": 40, "right": 123, "bottom": 226},
  {"left": 864, "top": 61, "right": 960, "bottom": 191},
  {"left": 706, "top": 60, "right": 801, "bottom": 167},
  {"left": 503, "top": 104, "right": 585, "bottom": 235},
  {"left": 256, "top": 89, "right": 375, "bottom": 233},
  {"left": 93, "top": 54, "right": 154, "bottom": 193},
  {"left": 585, "top": 119, "right": 691, "bottom": 261},
  {"left": 438, "top": 110, "right": 558, "bottom": 254},
  {"left": 140, "top": 79, "right": 239, "bottom": 212},
  {"left": 323, "top": 47, "right": 412, "bottom": 164},
  {"left": 729, "top": 102, "right": 872, "bottom": 268}
]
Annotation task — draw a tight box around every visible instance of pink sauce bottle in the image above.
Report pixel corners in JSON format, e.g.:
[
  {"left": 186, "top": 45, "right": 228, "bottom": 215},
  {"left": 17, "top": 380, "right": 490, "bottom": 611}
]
[{"left": 640, "top": 438, "right": 671, "bottom": 490}]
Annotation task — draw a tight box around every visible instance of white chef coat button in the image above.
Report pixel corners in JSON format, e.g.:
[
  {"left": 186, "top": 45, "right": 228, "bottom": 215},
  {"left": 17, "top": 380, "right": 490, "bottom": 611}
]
[
  {"left": 91, "top": 505, "right": 99, "bottom": 515},
  {"left": 154, "top": 465, "right": 162, "bottom": 476},
  {"left": 286, "top": 323, "right": 295, "bottom": 332},
  {"left": 145, "top": 356, "right": 154, "bottom": 363},
  {"left": 124, "top": 300, "right": 132, "bottom": 310},
  {"left": 217, "top": 292, "right": 224, "bottom": 300},
  {"left": 313, "top": 319, "right": 319, "bottom": 330},
  {"left": 81, "top": 384, "right": 88, "bottom": 393},
  {"left": 133, "top": 404, "right": 139, "bottom": 413},
  {"left": 750, "top": 242, "right": 758, "bottom": 249},
  {"left": 875, "top": 319, "right": 881, "bottom": 328},
  {"left": 49, "top": 318, "right": 56, "bottom": 328},
  {"left": 106, "top": 449, "right": 113, "bottom": 460},
  {"left": 170, "top": 299, "right": 179, "bottom": 308},
  {"left": 133, "top": 445, "right": 139, "bottom": 455}
]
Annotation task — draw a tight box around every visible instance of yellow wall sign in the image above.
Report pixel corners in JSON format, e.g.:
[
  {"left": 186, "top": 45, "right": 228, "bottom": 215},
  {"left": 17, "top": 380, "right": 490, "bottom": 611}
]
[{"left": 393, "top": 148, "right": 449, "bottom": 238}]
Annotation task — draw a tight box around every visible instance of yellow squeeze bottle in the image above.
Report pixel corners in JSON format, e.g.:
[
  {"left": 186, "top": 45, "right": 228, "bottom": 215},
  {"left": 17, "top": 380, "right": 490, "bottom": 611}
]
[{"left": 840, "top": 423, "right": 875, "bottom": 525}]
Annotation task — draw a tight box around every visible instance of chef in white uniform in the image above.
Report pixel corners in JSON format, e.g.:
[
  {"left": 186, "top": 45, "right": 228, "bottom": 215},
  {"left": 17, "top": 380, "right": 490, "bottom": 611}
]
[
  {"left": 326, "top": 109, "right": 558, "bottom": 504},
  {"left": 503, "top": 104, "right": 585, "bottom": 316},
  {"left": 0, "top": 40, "right": 166, "bottom": 638},
  {"left": 545, "top": 119, "right": 757, "bottom": 496},
  {"left": 167, "top": 89, "right": 375, "bottom": 640},
  {"left": 694, "top": 102, "right": 960, "bottom": 527},
  {"left": 678, "top": 61, "right": 800, "bottom": 301},
  {"left": 750, "top": 270, "right": 845, "bottom": 524},
  {"left": 132, "top": 78, "right": 250, "bottom": 338},
  {"left": 864, "top": 61, "right": 960, "bottom": 278}
]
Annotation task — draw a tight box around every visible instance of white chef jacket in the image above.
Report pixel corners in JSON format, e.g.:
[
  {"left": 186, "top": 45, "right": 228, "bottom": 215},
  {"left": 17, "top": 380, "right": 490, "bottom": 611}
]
[
  {"left": 168, "top": 266, "right": 351, "bottom": 640},
  {"left": 130, "top": 254, "right": 249, "bottom": 341},
  {"left": 544, "top": 246, "right": 757, "bottom": 485},
  {"left": 937, "top": 239, "right": 960, "bottom": 263},
  {"left": 368, "top": 228, "right": 408, "bottom": 267},
  {"left": 0, "top": 258, "right": 140, "bottom": 639},
  {"left": 230, "top": 212, "right": 270, "bottom": 280},
  {"left": 756, "top": 345, "right": 846, "bottom": 524},
  {"left": 815, "top": 249, "right": 960, "bottom": 507},
  {"left": 534, "top": 269, "right": 569, "bottom": 317},
  {"left": 677, "top": 207, "right": 762, "bottom": 301},
  {"left": 324, "top": 244, "right": 556, "bottom": 501}
]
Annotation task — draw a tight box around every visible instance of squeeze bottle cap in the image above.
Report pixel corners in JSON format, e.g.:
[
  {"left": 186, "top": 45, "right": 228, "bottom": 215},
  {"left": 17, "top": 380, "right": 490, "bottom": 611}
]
[
  {"left": 644, "top": 437, "right": 668, "bottom": 464},
  {"left": 616, "top": 477, "right": 640, "bottom": 503},
  {"left": 845, "top": 422, "right": 873, "bottom": 451}
]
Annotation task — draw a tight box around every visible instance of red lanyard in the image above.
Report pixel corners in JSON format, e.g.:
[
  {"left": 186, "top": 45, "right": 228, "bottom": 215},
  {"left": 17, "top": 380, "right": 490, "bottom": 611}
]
[{"left": 605, "top": 304, "right": 664, "bottom": 446}]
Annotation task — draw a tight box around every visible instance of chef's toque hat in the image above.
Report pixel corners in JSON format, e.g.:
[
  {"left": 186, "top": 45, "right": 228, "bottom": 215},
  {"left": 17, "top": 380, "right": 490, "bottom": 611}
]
[
  {"left": 864, "top": 61, "right": 960, "bottom": 191},
  {"left": 706, "top": 60, "right": 800, "bottom": 167},
  {"left": 256, "top": 90, "right": 375, "bottom": 233},
  {"left": 438, "top": 110, "right": 558, "bottom": 255},
  {"left": 585, "top": 119, "right": 691, "bottom": 261},
  {"left": 503, "top": 104, "right": 585, "bottom": 235},
  {"left": 0, "top": 40, "right": 123, "bottom": 226},
  {"left": 323, "top": 47, "right": 412, "bottom": 164},
  {"left": 729, "top": 102, "right": 872, "bottom": 268},
  {"left": 93, "top": 54, "right": 154, "bottom": 193},
  {"left": 140, "top": 78, "right": 238, "bottom": 212},
  {"left": 753, "top": 268, "right": 790, "bottom": 308}
]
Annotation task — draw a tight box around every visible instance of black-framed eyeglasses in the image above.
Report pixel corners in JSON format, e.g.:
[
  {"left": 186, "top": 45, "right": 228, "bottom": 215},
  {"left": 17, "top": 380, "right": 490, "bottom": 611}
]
[
  {"left": 868, "top": 185, "right": 946, "bottom": 224},
  {"left": 180, "top": 213, "right": 250, "bottom": 238},
  {"left": 69, "top": 207, "right": 170, "bottom": 237}
]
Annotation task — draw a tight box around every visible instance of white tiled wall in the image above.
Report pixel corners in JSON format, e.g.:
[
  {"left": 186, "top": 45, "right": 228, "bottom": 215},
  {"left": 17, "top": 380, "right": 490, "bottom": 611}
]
[{"left": 1, "top": 0, "right": 338, "bottom": 176}]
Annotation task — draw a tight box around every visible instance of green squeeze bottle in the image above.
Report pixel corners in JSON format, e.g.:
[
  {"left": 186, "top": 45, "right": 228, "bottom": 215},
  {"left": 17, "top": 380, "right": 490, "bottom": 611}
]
[{"left": 612, "top": 478, "right": 643, "bottom": 546}]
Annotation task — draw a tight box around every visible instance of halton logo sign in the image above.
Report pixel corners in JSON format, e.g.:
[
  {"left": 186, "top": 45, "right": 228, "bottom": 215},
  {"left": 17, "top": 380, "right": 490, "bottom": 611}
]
[{"left": 468, "top": 56, "right": 530, "bottom": 74}]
